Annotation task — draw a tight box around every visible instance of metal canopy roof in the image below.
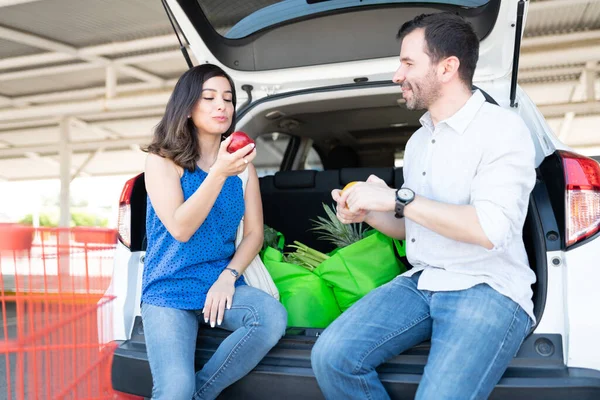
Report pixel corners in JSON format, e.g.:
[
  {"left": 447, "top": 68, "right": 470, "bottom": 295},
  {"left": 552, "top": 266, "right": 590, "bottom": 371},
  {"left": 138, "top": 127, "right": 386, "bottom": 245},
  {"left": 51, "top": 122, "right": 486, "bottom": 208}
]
[{"left": 0, "top": 0, "right": 599, "bottom": 181}]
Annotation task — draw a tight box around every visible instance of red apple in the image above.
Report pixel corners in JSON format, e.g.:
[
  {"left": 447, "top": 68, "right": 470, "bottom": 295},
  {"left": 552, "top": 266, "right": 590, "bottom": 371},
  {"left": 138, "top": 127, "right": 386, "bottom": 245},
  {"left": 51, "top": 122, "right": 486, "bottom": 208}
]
[{"left": 226, "top": 131, "right": 255, "bottom": 156}]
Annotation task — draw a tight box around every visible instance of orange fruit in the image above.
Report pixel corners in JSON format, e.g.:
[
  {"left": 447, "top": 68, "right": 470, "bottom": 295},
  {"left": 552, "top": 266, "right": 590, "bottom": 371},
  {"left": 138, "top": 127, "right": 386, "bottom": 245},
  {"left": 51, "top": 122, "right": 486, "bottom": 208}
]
[
  {"left": 341, "top": 181, "right": 358, "bottom": 193},
  {"left": 340, "top": 181, "right": 358, "bottom": 209}
]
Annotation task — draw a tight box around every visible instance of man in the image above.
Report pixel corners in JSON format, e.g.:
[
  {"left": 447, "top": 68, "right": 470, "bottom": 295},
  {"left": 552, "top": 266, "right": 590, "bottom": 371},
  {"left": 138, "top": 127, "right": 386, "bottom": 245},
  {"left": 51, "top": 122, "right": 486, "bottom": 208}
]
[{"left": 311, "top": 12, "right": 536, "bottom": 400}]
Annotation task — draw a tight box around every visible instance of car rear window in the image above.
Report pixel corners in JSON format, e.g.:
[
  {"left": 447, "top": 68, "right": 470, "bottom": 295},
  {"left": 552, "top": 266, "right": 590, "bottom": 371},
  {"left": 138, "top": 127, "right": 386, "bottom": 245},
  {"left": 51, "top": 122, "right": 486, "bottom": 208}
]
[{"left": 197, "top": 0, "right": 492, "bottom": 39}]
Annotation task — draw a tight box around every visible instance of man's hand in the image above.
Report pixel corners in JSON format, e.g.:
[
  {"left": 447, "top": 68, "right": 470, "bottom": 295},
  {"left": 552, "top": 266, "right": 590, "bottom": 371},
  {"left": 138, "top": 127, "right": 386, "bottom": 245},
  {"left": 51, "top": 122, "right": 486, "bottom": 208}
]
[
  {"left": 365, "top": 174, "right": 389, "bottom": 188},
  {"left": 332, "top": 188, "right": 369, "bottom": 224},
  {"left": 339, "top": 176, "right": 396, "bottom": 214},
  {"left": 203, "top": 271, "right": 236, "bottom": 328},
  {"left": 332, "top": 175, "right": 395, "bottom": 224}
]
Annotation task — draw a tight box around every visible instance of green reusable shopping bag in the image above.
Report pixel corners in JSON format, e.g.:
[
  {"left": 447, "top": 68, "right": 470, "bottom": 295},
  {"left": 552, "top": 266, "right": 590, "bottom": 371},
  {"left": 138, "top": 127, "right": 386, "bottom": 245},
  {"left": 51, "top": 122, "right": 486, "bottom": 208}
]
[
  {"left": 261, "top": 246, "right": 342, "bottom": 328},
  {"left": 314, "top": 230, "right": 406, "bottom": 312}
]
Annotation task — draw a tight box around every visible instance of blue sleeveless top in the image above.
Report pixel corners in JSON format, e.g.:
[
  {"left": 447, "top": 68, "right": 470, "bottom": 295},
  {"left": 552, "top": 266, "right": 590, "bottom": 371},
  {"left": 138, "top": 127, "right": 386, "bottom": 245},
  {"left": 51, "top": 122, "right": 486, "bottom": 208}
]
[{"left": 142, "top": 167, "right": 246, "bottom": 310}]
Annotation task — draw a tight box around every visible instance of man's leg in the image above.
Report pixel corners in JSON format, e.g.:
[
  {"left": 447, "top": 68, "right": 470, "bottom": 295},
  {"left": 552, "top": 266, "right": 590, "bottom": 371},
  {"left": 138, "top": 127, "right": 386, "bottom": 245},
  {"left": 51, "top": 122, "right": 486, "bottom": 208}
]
[
  {"left": 311, "top": 273, "right": 432, "bottom": 400},
  {"left": 416, "top": 284, "right": 531, "bottom": 400}
]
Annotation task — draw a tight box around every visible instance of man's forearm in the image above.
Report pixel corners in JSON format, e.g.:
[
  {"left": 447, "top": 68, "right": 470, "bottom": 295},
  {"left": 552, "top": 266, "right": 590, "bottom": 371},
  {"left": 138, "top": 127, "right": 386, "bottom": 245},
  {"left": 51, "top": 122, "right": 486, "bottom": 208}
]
[
  {"left": 365, "top": 211, "right": 406, "bottom": 240},
  {"left": 403, "top": 195, "right": 493, "bottom": 249}
]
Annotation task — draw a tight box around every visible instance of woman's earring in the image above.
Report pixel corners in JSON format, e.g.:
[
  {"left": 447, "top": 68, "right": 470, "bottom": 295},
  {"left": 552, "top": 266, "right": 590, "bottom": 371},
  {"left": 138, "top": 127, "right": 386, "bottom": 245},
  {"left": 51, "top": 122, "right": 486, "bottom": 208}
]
[{"left": 187, "top": 115, "right": 191, "bottom": 119}]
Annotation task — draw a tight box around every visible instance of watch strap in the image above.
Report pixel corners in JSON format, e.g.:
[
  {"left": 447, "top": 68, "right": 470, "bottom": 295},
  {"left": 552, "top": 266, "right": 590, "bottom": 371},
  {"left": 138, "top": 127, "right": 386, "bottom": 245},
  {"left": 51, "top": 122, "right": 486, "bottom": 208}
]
[
  {"left": 224, "top": 267, "right": 239, "bottom": 279},
  {"left": 394, "top": 199, "right": 406, "bottom": 219},
  {"left": 394, "top": 188, "right": 414, "bottom": 219}
]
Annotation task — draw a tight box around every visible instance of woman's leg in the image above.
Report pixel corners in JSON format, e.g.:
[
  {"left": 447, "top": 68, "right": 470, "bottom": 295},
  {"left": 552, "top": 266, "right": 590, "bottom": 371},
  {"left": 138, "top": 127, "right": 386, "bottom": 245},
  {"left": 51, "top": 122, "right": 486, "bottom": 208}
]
[
  {"left": 193, "top": 285, "right": 287, "bottom": 400},
  {"left": 141, "top": 303, "right": 199, "bottom": 400}
]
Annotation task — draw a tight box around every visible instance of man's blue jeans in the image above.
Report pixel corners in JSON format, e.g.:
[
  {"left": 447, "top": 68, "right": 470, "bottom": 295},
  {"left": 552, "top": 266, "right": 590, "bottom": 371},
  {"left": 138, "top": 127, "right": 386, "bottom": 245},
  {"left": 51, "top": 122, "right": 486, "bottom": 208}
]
[
  {"left": 311, "top": 272, "right": 531, "bottom": 400},
  {"left": 141, "top": 285, "right": 287, "bottom": 400}
]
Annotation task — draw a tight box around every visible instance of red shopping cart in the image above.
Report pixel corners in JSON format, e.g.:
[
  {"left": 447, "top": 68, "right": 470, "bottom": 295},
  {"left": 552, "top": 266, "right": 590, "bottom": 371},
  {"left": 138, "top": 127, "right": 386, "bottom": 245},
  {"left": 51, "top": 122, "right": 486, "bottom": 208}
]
[{"left": 0, "top": 224, "right": 118, "bottom": 400}]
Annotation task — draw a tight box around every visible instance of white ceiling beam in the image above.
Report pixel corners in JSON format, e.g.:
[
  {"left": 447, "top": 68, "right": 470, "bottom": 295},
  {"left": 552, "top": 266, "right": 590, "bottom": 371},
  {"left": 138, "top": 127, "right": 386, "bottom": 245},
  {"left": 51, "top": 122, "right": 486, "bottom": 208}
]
[
  {"left": 528, "top": 0, "right": 593, "bottom": 12},
  {"left": 0, "top": 34, "right": 179, "bottom": 72},
  {"left": 0, "top": 25, "right": 164, "bottom": 84},
  {"left": 0, "top": 91, "right": 171, "bottom": 121},
  {"left": 0, "top": 117, "right": 58, "bottom": 131},
  {"left": 0, "top": 35, "right": 178, "bottom": 72},
  {"left": 69, "top": 136, "right": 151, "bottom": 152},
  {"left": 106, "top": 65, "right": 117, "bottom": 99},
  {"left": 79, "top": 35, "right": 178, "bottom": 57},
  {"left": 518, "top": 66, "right": 583, "bottom": 81},
  {"left": 0, "top": 169, "right": 143, "bottom": 182},
  {"left": 555, "top": 67, "right": 592, "bottom": 142},
  {"left": 0, "top": 52, "right": 72, "bottom": 71},
  {"left": 0, "top": 136, "right": 152, "bottom": 158},
  {"left": 10, "top": 79, "right": 177, "bottom": 106},
  {"left": 522, "top": 29, "right": 600, "bottom": 49},
  {"left": 0, "top": 113, "right": 160, "bottom": 135},
  {"left": 0, "top": 0, "right": 44, "bottom": 7},
  {"left": 0, "top": 62, "right": 97, "bottom": 81},
  {"left": 538, "top": 101, "right": 600, "bottom": 118},
  {"left": 70, "top": 147, "right": 104, "bottom": 182},
  {"left": 115, "top": 49, "right": 184, "bottom": 65},
  {"left": 70, "top": 117, "right": 120, "bottom": 140},
  {"left": 585, "top": 61, "right": 597, "bottom": 102},
  {"left": 0, "top": 48, "right": 180, "bottom": 85},
  {"left": 0, "top": 94, "right": 13, "bottom": 107},
  {"left": 24, "top": 151, "right": 89, "bottom": 177},
  {"left": 0, "top": 51, "right": 183, "bottom": 90},
  {"left": 76, "top": 107, "right": 166, "bottom": 122},
  {"left": 117, "top": 64, "right": 163, "bottom": 84},
  {"left": 558, "top": 111, "right": 575, "bottom": 142},
  {"left": 0, "top": 25, "right": 76, "bottom": 54},
  {"left": 520, "top": 44, "right": 600, "bottom": 69}
]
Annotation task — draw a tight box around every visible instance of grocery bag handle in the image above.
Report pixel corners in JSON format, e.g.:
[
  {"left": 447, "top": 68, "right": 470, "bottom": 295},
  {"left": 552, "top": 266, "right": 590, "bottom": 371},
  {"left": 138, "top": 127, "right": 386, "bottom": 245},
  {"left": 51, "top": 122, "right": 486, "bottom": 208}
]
[{"left": 392, "top": 239, "right": 406, "bottom": 258}]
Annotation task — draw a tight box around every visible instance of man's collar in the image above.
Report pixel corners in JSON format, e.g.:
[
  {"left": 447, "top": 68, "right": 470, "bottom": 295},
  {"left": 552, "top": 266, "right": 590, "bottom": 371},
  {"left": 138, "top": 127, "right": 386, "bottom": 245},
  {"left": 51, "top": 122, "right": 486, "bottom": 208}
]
[
  {"left": 419, "top": 112, "right": 434, "bottom": 133},
  {"left": 419, "top": 90, "right": 486, "bottom": 135}
]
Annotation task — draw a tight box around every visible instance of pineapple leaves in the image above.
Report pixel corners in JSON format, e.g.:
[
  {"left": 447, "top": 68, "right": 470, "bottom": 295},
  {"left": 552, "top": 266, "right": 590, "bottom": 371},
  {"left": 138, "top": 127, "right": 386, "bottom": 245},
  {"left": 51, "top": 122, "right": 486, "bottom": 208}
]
[{"left": 310, "top": 203, "right": 371, "bottom": 248}]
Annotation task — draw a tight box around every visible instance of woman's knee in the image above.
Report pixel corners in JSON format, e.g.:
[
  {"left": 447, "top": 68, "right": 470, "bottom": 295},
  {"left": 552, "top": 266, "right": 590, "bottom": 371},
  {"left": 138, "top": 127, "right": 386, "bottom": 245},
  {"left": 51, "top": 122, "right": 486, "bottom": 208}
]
[{"left": 257, "top": 298, "right": 287, "bottom": 345}]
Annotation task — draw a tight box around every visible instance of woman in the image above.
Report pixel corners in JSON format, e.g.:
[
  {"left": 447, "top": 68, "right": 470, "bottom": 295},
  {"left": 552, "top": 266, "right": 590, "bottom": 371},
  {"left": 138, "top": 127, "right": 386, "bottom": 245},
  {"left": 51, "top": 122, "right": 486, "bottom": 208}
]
[{"left": 142, "top": 64, "right": 287, "bottom": 400}]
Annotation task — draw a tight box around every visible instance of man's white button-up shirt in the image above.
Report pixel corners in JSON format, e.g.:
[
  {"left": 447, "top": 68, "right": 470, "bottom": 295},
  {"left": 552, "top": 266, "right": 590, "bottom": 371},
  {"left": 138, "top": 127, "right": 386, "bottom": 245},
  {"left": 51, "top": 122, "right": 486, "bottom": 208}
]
[{"left": 402, "top": 90, "right": 537, "bottom": 322}]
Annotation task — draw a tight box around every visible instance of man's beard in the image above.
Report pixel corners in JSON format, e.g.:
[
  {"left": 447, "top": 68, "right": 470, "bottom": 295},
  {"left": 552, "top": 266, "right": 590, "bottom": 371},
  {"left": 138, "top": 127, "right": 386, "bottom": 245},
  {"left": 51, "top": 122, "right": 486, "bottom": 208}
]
[{"left": 403, "top": 69, "right": 440, "bottom": 111}]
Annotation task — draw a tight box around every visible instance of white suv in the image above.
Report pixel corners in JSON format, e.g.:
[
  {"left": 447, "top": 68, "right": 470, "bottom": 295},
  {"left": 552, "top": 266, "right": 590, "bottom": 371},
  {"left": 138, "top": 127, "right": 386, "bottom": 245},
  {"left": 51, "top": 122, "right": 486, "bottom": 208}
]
[{"left": 103, "top": 1, "right": 600, "bottom": 398}]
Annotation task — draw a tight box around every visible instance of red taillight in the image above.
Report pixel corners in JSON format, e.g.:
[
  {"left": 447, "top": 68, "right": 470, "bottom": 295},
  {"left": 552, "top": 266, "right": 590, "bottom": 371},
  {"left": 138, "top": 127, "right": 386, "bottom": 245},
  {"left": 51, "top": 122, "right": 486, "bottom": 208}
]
[
  {"left": 559, "top": 151, "right": 600, "bottom": 247},
  {"left": 117, "top": 174, "right": 141, "bottom": 248}
]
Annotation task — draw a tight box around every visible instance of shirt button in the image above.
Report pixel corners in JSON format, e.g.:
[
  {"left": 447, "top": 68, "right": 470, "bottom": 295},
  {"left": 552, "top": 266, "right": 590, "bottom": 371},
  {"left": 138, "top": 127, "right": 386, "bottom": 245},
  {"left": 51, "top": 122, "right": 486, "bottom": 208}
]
[
  {"left": 411, "top": 238, "right": 416, "bottom": 243},
  {"left": 422, "top": 171, "right": 426, "bottom": 176},
  {"left": 431, "top": 139, "right": 436, "bottom": 144}
]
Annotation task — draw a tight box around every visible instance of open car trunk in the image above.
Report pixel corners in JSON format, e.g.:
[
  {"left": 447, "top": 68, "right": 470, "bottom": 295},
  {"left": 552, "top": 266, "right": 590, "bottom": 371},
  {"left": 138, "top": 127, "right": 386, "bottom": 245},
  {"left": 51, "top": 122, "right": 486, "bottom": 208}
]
[
  {"left": 165, "top": 0, "right": 522, "bottom": 101},
  {"left": 111, "top": 85, "right": 565, "bottom": 398}
]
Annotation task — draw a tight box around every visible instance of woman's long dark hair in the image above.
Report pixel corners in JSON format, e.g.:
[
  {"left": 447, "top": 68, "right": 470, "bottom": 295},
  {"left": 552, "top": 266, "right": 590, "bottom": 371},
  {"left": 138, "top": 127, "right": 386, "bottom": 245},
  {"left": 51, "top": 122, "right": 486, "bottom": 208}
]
[{"left": 144, "top": 64, "right": 237, "bottom": 172}]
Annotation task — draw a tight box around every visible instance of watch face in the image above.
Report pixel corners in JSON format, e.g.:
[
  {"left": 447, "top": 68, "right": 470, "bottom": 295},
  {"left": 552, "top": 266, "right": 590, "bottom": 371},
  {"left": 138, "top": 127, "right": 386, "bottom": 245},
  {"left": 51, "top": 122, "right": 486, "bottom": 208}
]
[{"left": 397, "top": 188, "right": 414, "bottom": 201}]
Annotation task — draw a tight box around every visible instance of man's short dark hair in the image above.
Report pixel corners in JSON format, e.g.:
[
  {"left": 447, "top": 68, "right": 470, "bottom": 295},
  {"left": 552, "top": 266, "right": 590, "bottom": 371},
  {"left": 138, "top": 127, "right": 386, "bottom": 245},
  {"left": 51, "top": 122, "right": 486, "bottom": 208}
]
[{"left": 397, "top": 13, "right": 479, "bottom": 87}]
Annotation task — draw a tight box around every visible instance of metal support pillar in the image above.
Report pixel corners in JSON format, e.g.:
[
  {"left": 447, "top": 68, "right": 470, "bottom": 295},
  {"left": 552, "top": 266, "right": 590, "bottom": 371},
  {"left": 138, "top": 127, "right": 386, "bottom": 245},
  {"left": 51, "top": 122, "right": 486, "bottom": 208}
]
[{"left": 58, "top": 117, "right": 72, "bottom": 285}]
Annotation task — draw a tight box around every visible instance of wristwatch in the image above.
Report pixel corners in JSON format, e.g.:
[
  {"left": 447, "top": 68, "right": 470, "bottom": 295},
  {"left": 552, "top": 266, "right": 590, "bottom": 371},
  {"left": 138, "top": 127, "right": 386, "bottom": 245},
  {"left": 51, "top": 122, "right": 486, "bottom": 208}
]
[
  {"left": 394, "top": 188, "right": 415, "bottom": 219},
  {"left": 224, "top": 267, "right": 239, "bottom": 280}
]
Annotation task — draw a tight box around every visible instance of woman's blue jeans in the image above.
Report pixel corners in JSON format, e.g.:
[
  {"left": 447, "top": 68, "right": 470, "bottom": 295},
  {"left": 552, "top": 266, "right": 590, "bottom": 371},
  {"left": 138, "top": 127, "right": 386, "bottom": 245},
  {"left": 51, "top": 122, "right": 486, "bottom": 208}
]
[
  {"left": 311, "top": 272, "right": 531, "bottom": 400},
  {"left": 141, "top": 285, "right": 287, "bottom": 400}
]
